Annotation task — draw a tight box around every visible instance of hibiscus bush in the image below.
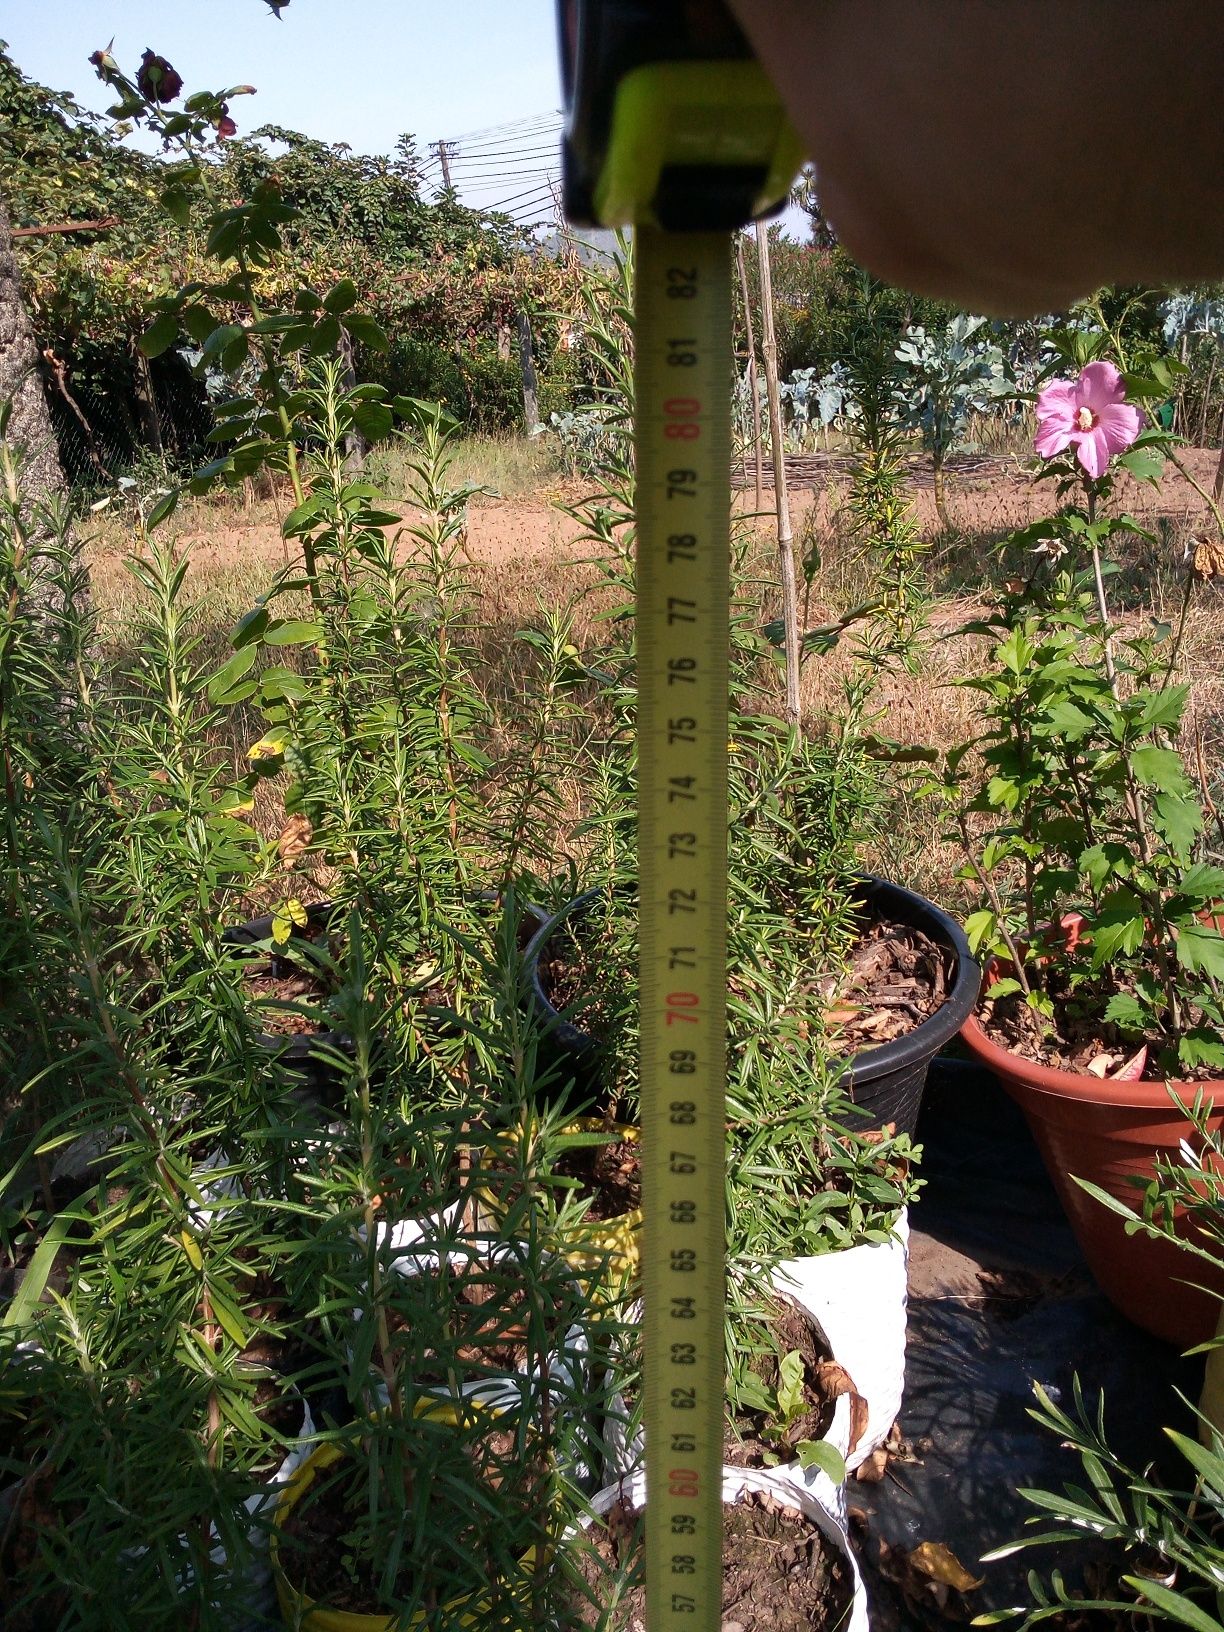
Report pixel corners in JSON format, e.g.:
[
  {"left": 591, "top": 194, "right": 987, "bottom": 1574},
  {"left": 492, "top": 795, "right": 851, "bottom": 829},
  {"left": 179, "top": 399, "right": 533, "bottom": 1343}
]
[{"left": 932, "top": 331, "right": 1224, "bottom": 1075}]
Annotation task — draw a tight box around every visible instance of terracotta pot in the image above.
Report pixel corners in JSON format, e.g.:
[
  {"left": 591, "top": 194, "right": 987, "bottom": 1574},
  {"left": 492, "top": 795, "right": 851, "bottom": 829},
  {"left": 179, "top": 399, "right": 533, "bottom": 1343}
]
[{"left": 960, "top": 983, "right": 1224, "bottom": 1347}]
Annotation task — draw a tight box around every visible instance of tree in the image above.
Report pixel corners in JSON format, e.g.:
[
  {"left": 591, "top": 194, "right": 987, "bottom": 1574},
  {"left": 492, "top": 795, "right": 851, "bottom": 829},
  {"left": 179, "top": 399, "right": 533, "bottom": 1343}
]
[{"left": 0, "top": 195, "right": 64, "bottom": 505}]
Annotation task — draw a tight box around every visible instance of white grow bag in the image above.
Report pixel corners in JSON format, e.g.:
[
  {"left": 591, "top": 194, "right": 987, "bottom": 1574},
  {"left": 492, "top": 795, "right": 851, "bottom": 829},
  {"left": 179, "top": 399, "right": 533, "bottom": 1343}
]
[
  {"left": 772, "top": 1207, "right": 909, "bottom": 1472},
  {"left": 603, "top": 1297, "right": 853, "bottom": 1521}
]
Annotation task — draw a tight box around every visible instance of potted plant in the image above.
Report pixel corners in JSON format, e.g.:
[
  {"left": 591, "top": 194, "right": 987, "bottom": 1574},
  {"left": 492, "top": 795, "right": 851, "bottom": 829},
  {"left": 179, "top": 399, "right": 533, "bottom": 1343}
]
[
  {"left": 222, "top": 900, "right": 355, "bottom": 1100},
  {"left": 271, "top": 1395, "right": 550, "bottom": 1631},
  {"left": 603, "top": 1279, "right": 858, "bottom": 1517},
  {"left": 524, "top": 716, "right": 977, "bottom": 1138},
  {"left": 729, "top": 1067, "right": 921, "bottom": 1471},
  {"left": 940, "top": 342, "right": 1224, "bottom": 1346}
]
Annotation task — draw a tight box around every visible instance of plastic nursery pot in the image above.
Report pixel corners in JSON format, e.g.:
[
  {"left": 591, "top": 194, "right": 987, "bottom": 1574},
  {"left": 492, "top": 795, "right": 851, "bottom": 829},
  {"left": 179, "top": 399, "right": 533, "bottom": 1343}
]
[
  {"left": 270, "top": 1401, "right": 537, "bottom": 1631},
  {"left": 960, "top": 967, "right": 1224, "bottom": 1348},
  {"left": 558, "top": 1120, "right": 642, "bottom": 1289},
  {"left": 578, "top": 1466, "right": 868, "bottom": 1632},
  {"left": 839, "top": 877, "right": 979, "bottom": 1137},
  {"left": 523, "top": 879, "right": 979, "bottom": 1138},
  {"left": 222, "top": 902, "right": 354, "bottom": 1103},
  {"left": 771, "top": 1208, "right": 909, "bottom": 1474}
]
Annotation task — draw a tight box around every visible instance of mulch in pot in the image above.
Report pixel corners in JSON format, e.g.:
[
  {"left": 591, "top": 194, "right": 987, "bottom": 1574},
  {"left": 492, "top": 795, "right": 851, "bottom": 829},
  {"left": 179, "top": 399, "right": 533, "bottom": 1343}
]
[
  {"left": 568, "top": 1487, "right": 853, "bottom": 1632},
  {"left": 554, "top": 1135, "right": 641, "bottom": 1222},
  {"left": 544, "top": 909, "right": 954, "bottom": 1059},
  {"left": 819, "top": 917, "right": 953, "bottom": 1051},
  {"left": 979, "top": 963, "right": 1220, "bottom": 1081},
  {"left": 242, "top": 955, "right": 339, "bottom": 1037}
]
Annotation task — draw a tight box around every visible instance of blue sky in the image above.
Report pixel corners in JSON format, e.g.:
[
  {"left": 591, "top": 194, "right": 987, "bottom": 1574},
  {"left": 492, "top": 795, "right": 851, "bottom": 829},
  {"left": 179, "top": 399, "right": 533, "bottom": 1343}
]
[{"left": 4, "top": 0, "right": 566, "bottom": 218}]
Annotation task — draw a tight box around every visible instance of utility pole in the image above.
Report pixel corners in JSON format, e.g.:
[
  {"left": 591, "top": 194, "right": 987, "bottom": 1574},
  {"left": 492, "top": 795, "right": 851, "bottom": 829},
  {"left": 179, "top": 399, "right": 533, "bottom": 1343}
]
[
  {"left": 755, "top": 219, "right": 801, "bottom": 726},
  {"left": 432, "top": 140, "right": 455, "bottom": 190}
]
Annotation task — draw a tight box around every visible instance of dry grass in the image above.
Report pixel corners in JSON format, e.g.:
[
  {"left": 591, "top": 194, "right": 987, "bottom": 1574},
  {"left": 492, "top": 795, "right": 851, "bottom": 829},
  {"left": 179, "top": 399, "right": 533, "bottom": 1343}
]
[
  {"left": 84, "top": 434, "right": 1224, "bottom": 911},
  {"left": 372, "top": 433, "right": 566, "bottom": 502}
]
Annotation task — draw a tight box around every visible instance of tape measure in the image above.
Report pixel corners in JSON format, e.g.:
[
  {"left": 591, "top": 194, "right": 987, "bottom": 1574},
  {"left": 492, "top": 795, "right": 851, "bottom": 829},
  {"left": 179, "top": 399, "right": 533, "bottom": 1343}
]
[{"left": 558, "top": 7, "right": 800, "bottom": 1628}]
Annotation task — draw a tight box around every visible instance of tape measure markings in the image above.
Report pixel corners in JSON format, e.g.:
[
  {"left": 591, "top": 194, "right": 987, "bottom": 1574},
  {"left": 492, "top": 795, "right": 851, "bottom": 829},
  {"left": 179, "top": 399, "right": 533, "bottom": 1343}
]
[{"left": 636, "top": 226, "right": 731, "bottom": 1632}]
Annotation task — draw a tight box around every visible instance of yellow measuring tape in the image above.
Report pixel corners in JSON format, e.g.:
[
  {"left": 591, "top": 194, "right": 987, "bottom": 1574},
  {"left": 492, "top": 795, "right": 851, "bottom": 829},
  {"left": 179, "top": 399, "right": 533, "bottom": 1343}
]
[
  {"left": 636, "top": 228, "right": 731, "bottom": 1632},
  {"left": 557, "top": 17, "right": 799, "bottom": 1619}
]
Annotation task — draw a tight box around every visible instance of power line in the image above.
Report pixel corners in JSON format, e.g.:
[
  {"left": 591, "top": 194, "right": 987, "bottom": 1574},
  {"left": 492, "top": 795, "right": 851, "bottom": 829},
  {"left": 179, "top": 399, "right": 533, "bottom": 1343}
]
[
  {"left": 448, "top": 136, "right": 561, "bottom": 160},
  {"left": 483, "top": 190, "right": 559, "bottom": 220},
  {"left": 444, "top": 170, "right": 557, "bottom": 186},
  {"left": 442, "top": 110, "right": 562, "bottom": 146},
  {"left": 474, "top": 178, "right": 561, "bottom": 209},
  {"left": 448, "top": 147, "right": 561, "bottom": 168}
]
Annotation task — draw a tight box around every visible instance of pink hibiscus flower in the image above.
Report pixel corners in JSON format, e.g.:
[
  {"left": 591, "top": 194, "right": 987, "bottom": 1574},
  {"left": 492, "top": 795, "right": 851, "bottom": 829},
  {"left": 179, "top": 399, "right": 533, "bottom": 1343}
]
[{"left": 1034, "top": 361, "right": 1143, "bottom": 479}]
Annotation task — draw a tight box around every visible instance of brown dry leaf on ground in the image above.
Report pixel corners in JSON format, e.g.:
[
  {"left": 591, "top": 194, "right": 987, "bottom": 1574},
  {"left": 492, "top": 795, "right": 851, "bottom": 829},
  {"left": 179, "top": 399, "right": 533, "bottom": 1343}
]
[
  {"left": 276, "top": 813, "right": 312, "bottom": 864},
  {"left": 909, "top": 1541, "right": 984, "bottom": 1593}
]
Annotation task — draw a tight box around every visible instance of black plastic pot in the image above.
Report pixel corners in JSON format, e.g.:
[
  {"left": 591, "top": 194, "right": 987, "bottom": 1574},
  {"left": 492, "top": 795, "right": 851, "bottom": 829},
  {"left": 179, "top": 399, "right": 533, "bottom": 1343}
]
[
  {"left": 222, "top": 901, "right": 353, "bottom": 1102},
  {"left": 523, "top": 876, "right": 979, "bottom": 1136},
  {"left": 840, "top": 877, "right": 979, "bottom": 1135}
]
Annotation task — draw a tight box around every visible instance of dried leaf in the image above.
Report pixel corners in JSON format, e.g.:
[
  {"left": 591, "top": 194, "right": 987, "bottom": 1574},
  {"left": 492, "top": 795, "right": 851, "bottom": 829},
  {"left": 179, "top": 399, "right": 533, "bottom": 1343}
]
[
  {"left": 854, "top": 1445, "right": 889, "bottom": 1483},
  {"left": 908, "top": 1540, "right": 983, "bottom": 1593},
  {"left": 814, "top": 1360, "right": 869, "bottom": 1453},
  {"left": 277, "top": 812, "right": 313, "bottom": 863},
  {"left": 1085, "top": 1052, "right": 1112, "bottom": 1078},
  {"left": 1191, "top": 535, "right": 1224, "bottom": 581}
]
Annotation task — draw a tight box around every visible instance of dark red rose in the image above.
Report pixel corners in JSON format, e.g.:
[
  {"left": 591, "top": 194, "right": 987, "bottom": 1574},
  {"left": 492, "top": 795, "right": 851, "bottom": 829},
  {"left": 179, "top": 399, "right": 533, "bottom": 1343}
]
[
  {"left": 136, "top": 49, "right": 183, "bottom": 103},
  {"left": 215, "top": 105, "right": 238, "bottom": 140}
]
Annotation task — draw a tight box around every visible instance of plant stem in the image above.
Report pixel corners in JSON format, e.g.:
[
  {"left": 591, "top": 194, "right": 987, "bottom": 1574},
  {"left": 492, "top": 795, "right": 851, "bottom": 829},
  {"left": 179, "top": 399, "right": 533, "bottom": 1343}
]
[{"left": 956, "top": 813, "right": 1032, "bottom": 996}]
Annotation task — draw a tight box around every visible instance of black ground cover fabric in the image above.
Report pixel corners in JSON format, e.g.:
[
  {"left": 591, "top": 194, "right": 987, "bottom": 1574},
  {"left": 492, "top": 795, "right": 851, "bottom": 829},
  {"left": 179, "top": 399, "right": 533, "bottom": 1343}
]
[{"left": 852, "top": 1058, "right": 1204, "bottom": 1627}]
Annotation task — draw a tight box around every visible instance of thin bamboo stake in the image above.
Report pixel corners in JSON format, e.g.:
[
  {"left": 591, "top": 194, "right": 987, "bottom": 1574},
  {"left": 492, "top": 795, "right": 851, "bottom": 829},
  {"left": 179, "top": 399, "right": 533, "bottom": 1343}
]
[
  {"left": 735, "top": 235, "right": 764, "bottom": 512},
  {"left": 755, "top": 220, "right": 801, "bottom": 724}
]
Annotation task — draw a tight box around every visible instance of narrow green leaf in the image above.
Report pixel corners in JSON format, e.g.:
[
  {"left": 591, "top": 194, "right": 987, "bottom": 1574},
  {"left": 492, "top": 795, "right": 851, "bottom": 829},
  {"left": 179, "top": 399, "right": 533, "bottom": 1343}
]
[
  {"left": 206, "top": 1281, "right": 249, "bottom": 1350},
  {"left": 1120, "top": 1576, "right": 1224, "bottom": 1632},
  {"left": 3, "top": 1213, "right": 73, "bottom": 1329}
]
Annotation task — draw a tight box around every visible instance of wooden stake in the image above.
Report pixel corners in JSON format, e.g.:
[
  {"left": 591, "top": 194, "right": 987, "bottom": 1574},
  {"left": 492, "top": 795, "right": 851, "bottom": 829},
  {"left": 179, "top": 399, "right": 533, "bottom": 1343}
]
[
  {"left": 755, "top": 220, "right": 801, "bottom": 725},
  {"left": 735, "top": 236, "right": 764, "bottom": 512}
]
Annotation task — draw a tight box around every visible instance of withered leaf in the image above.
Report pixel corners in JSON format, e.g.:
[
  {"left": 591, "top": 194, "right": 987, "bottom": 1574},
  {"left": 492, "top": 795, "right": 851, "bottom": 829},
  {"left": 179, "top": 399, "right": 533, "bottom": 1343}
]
[
  {"left": 814, "top": 1360, "right": 870, "bottom": 1453},
  {"left": 908, "top": 1540, "right": 984, "bottom": 1593},
  {"left": 1192, "top": 535, "right": 1224, "bottom": 581},
  {"left": 277, "top": 812, "right": 313, "bottom": 863}
]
